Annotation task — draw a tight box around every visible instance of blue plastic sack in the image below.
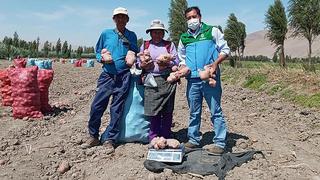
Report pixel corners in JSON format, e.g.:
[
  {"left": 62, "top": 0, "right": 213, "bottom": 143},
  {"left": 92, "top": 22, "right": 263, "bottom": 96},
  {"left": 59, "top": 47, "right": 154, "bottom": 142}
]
[
  {"left": 118, "top": 75, "right": 149, "bottom": 143},
  {"left": 69, "top": 59, "right": 75, "bottom": 64},
  {"left": 27, "top": 58, "right": 36, "bottom": 66},
  {"left": 86, "top": 59, "right": 94, "bottom": 67},
  {"left": 34, "top": 60, "right": 52, "bottom": 69}
]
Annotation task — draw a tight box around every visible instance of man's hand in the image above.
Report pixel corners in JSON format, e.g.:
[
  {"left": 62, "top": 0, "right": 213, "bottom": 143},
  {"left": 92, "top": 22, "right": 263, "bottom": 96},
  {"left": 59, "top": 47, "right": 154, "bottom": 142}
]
[
  {"left": 209, "top": 62, "right": 218, "bottom": 77},
  {"left": 101, "top": 48, "right": 113, "bottom": 64},
  {"left": 125, "top": 50, "right": 136, "bottom": 67}
]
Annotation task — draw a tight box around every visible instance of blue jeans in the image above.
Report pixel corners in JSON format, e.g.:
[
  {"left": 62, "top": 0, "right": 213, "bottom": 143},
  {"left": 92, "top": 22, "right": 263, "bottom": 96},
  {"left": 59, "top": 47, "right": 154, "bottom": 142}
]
[
  {"left": 88, "top": 70, "right": 131, "bottom": 144},
  {"left": 186, "top": 76, "right": 227, "bottom": 148}
]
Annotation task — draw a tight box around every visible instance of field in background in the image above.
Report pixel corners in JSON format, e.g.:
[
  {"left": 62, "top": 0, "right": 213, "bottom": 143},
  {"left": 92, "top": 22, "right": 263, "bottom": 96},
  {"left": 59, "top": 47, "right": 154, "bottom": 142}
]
[
  {"left": 1, "top": 59, "right": 319, "bottom": 109},
  {"left": 221, "top": 61, "right": 320, "bottom": 108}
]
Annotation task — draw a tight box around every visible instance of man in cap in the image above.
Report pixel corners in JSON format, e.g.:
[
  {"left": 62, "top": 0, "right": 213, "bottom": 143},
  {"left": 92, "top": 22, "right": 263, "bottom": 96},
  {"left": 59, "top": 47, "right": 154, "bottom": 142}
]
[{"left": 81, "top": 7, "right": 139, "bottom": 154}]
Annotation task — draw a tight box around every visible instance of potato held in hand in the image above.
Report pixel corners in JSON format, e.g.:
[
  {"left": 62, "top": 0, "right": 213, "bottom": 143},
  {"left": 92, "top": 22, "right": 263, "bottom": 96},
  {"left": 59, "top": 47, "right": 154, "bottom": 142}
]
[
  {"left": 101, "top": 48, "right": 113, "bottom": 64},
  {"left": 179, "top": 66, "right": 191, "bottom": 77},
  {"left": 157, "top": 54, "right": 173, "bottom": 63},
  {"left": 171, "top": 65, "right": 178, "bottom": 72},
  {"left": 167, "top": 66, "right": 190, "bottom": 83},
  {"left": 167, "top": 72, "right": 179, "bottom": 83},
  {"left": 199, "top": 66, "right": 216, "bottom": 87},
  {"left": 125, "top": 50, "right": 136, "bottom": 67},
  {"left": 139, "top": 49, "right": 152, "bottom": 64}
]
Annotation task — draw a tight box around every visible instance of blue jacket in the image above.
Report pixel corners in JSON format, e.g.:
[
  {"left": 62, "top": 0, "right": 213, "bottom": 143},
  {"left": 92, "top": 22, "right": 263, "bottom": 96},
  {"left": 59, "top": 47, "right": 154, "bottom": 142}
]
[{"left": 95, "top": 28, "right": 139, "bottom": 74}]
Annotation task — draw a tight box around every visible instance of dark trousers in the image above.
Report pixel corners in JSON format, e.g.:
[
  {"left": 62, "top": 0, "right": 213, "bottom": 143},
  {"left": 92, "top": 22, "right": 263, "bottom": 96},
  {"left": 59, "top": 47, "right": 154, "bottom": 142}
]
[
  {"left": 148, "top": 112, "right": 173, "bottom": 141},
  {"left": 88, "top": 70, "right": 131, "bottom": 144}
]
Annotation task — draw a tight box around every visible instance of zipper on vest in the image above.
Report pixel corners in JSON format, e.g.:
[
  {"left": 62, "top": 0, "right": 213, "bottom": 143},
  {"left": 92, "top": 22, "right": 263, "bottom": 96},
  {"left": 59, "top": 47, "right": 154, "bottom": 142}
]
[{"left": 195, "top": 43, "right": 197, "bottom": 71}]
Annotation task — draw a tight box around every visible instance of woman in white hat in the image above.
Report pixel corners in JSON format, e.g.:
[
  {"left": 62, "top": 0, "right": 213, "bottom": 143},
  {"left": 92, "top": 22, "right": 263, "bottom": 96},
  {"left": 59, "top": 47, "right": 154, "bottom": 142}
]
[{"left": 137, "top": 19, "right": 180, "bottom": 144}]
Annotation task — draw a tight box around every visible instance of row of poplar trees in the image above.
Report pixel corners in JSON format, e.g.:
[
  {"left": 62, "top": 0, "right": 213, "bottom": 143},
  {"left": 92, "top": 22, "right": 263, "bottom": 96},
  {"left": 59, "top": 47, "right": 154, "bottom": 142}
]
[
  {"left": 168, "top": 0, "right": 320, "bottom": 70},
  {"left": 0, "top": 33, "right": 95, "bottom": 59},
  {"left": 265, "top": 0, "right": 320, "bottom": 70}
]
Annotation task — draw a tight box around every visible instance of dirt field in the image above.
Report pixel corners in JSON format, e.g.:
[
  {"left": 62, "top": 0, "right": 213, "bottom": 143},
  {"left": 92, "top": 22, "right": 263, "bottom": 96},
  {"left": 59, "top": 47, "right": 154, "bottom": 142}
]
[{"left": 0, "top": 60, "right": 320, "bottom": 180}]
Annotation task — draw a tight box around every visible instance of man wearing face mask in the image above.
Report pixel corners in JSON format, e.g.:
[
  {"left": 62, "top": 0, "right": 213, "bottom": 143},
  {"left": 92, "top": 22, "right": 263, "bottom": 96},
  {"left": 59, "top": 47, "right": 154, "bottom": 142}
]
[{"left": 177, "top": 6, "right": 230, "bottom": 154}]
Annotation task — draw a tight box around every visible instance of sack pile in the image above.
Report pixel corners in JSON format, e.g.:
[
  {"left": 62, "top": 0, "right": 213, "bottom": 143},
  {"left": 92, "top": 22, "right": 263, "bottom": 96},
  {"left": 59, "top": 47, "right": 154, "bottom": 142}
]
[
  {"left": 0, "top": 58, "right": 54, "bottom": 119},
  {"left": 74, "top": 59, "right": 84, "bottom": 67},
  {"left": 0, "top": 68, "right": 14, "bottom": 106}
]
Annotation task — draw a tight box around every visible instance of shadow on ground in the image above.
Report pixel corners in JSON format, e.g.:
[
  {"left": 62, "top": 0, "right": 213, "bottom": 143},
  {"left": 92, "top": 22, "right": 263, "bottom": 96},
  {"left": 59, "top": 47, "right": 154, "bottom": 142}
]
[{"left": 172, "top": 128, "right": 249, "bottom": 152}]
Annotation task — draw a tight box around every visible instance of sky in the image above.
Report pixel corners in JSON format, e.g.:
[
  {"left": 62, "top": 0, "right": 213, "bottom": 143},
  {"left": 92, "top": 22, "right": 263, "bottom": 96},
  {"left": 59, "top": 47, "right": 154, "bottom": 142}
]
[{"left": 0, "top": 0, "right": 289, "bottom": 48}]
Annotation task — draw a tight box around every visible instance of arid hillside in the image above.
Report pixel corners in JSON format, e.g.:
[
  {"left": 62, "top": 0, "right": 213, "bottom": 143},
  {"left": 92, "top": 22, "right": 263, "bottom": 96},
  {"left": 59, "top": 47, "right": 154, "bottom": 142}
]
[{"left": 245, "top": 30, "right": 320, "bottom": 58}]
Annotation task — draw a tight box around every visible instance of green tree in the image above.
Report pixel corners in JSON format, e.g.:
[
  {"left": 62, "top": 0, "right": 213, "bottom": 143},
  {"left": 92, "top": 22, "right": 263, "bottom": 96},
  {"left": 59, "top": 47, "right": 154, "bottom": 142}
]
[
  {"left": 56, "top": 38, "right": 61, "bottom": 57},
  {"left": 77, "top": 46, "right": 83, "bottom": 58},
  {"left": 0, "top": 43, "right": 7, "bottom": 59},
  {"left": 19, "top": 40, "right": 28, "bottom": 49},
  {"left": 3, "top": 36, "right": 12, "bottom": 46},
  {"left": 36, "top": 37, "right": 40, "bottom": 53},
  {"left": 30, "top": 40, "right": 37, "bottom": 57},
  {"left": 272, "top": 51, "right": 279, "bottom": 63},
  {"left": 288, "top": 0, "right": 320, "bottom": 69},
  {"left": 89, "top": 47, "right": 95, "bottom": 53},
  {"left": 265, "top": 0, "right": 288, "bottom": 68},
  {"left": 168, "top": 0, "right": 188, "bottom": 46},
  {"left": 13, "top": 32, "right": 19, "bottom": 47},
  {"left": 224, "top": 13, "right": 246, "bottom": 67},
  {"left": 49, "top": 42, "right": 52, "bottom": 51},
  {"left": 3, "top": 36, "right": 12, "bottom": 59},
  {"left": 137, "top": 38, "right": 143, "bottom": 48},
  {"left": 62, "top": 41, "right": 68, "bottom": 57},
  {"left": 67, "top": 44, "right": 72, "bottom": 58},
  {"left": 43, "top": 41, "right": 50, "bottom": 57},
  {"left": 239, "top": 22, "right": 246, "bottom": 58}
]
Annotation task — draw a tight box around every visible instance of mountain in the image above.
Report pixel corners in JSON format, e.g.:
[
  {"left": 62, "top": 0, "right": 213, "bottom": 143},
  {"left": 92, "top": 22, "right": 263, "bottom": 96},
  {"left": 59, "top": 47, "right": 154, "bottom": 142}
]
[{"left": 244, "top": 30, "right": 320, "bottom": 58}]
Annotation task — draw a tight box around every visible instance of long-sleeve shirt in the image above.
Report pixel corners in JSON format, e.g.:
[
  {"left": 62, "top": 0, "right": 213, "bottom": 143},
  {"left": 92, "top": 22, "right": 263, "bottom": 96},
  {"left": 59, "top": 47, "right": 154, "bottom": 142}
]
[
  {"left": 137, "top": 40, "right": 179, "bottom": 76},
  {"left": 95, "top": 28, "right": 139, "bottom": 74}
]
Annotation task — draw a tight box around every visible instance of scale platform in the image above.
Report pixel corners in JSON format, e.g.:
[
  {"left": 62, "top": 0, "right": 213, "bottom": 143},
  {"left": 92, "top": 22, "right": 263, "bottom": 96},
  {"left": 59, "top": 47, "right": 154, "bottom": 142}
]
[{"left": 147, "top": 146, "right": 184, "bottom": 163}]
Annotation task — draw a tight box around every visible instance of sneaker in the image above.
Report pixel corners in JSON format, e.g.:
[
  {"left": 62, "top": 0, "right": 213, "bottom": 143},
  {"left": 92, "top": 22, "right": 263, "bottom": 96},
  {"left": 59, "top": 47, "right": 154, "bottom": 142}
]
[
  {"left": 102, "top": 140, "right": 115, "bottom": 154},
  {"left": 206, "top": 144, "right": 225, "bottom": 155},
  {"left": 183, "top": 142, "right": 199, "bottom": 149},
  {"left": 80, "top": 136, "right": 100, "bottom": 149}
]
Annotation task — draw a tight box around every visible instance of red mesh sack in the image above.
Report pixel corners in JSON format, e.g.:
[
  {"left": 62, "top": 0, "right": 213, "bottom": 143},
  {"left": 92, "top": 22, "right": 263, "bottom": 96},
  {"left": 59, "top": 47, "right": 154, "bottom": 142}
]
[
  {"left": 0, "top": 68, "right": 13, "bottom": 106},
  {"left": 13, "top": 58, "right": 27, "bottom": 68},
  {"left": 37, "top": 69, "right": 54, "bottom": 113},
  {"left": 9, "top": 66, "right": 43, "bottom": 119},
  {"left": 74, "top": 60, "right": 83, "bottom": 67}
]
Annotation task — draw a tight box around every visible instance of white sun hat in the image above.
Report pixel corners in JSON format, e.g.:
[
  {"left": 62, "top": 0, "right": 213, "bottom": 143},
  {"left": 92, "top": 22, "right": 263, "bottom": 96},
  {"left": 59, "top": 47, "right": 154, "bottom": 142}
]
[
  {"left": 146, "top": 19, "right": 168, "bottom": 34},
  {"left": 113, "top": 7, "right": 128, "bottom": 17}
]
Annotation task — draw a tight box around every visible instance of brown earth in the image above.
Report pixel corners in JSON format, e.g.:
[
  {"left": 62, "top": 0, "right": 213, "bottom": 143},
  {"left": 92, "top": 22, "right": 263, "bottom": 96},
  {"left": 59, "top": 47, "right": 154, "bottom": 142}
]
[{"left": 0, "top": 60, "right": 320, "bottom": 180}]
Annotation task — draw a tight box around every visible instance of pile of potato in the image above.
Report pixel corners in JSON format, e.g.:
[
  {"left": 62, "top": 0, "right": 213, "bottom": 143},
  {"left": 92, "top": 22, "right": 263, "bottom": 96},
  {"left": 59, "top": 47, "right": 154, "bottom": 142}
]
[
  {"left": 199, "top": 65, "right": 217, "bottom": 87},
  {"left": 149, "top": 137, "right": 181, "bottom": 149}
]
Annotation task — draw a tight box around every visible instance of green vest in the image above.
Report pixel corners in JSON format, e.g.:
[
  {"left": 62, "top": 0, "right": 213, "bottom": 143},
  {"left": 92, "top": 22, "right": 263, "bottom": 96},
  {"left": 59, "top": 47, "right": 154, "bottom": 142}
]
[{"left": 180, "top": 23, "right": 214, "bottom": 46}]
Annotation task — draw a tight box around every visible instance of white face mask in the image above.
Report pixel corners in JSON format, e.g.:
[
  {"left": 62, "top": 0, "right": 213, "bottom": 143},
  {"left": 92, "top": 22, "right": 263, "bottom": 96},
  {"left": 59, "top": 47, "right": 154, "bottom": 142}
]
[{"left": 187, "top": 18, "right": 200, "bottom": 31}]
